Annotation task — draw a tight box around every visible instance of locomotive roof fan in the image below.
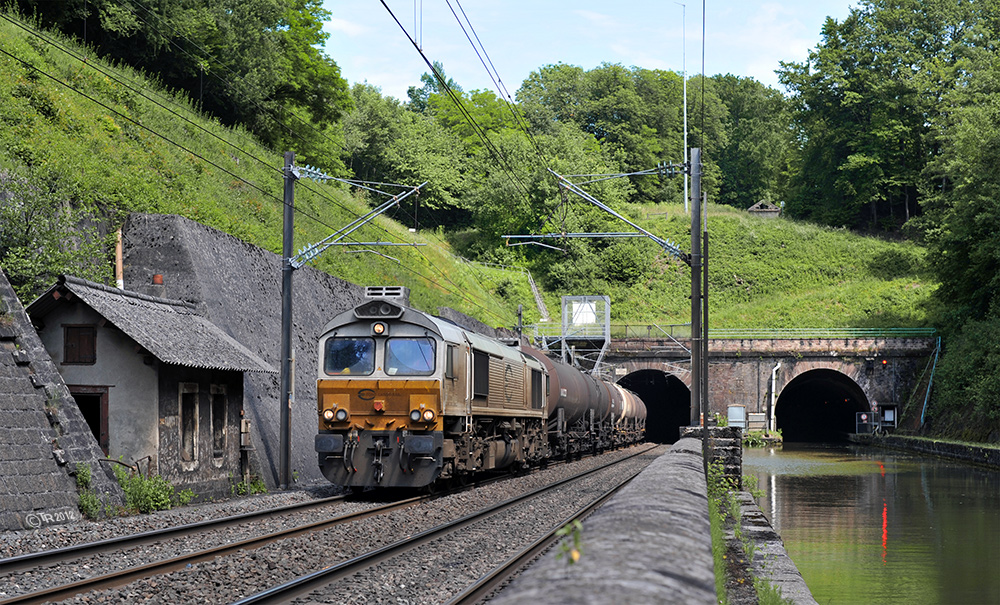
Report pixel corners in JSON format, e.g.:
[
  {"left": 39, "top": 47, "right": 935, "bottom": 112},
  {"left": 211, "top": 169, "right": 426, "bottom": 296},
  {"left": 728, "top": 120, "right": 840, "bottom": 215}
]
[{"left": 355, "top": 286, "right": 407, "bottom": 320}]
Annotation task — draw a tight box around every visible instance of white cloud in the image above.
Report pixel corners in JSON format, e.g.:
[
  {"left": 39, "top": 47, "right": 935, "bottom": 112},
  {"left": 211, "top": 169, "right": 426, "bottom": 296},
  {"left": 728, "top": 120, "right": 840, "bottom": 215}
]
[{"left": 324, "top": 17, "right": 368, "bottom": 38}]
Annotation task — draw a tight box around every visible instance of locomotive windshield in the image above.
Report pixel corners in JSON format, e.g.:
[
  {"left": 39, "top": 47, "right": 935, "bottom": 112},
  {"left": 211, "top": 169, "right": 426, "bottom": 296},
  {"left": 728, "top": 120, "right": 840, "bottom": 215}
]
[
  {"left": 324, "top": 337, "right": 375, "bottom": 375},
  {"left": 385, "top": 337, "right": 436, "bottom": 376}
]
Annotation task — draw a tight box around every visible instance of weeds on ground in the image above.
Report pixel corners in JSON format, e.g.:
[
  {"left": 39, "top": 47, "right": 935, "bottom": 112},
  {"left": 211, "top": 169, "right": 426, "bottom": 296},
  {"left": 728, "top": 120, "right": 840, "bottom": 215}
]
[
  {"left": 555, "top": 519, "right": 584, "bottom": 565},
  {"left": 230, "top": 473, "right": 268, "bottom": 496},
  {"left": 708, "top": 460, "right": 793, "bottom": 604},
  {"left": 112, "top": 462, "right": 194, "bottom": 514}
]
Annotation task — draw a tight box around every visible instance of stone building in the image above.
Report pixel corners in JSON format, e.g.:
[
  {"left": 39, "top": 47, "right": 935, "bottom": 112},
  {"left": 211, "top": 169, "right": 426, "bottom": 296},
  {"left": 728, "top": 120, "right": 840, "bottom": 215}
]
[
  {"left": 27, "top": 275, "right": 274, "bottom": 497},
  {"left": 747, "top": 201, "right": 782, "bottom": 218}
]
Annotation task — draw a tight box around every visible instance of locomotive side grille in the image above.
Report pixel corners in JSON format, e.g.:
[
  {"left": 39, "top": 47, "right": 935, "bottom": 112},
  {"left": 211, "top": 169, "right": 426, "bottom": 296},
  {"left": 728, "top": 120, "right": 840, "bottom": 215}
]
[{"left": 489, "top": 359, "right": 525, "bottom": 409}]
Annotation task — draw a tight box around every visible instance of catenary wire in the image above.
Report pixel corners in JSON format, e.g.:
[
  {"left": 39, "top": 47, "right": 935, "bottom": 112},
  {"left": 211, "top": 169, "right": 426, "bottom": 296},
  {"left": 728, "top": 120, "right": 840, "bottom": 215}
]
[
  {"left": 0, "top": 42, "right": 510, "bottom": 322},
  {"left": 2, "top": 8, "right": 518, "bottom": 323}
]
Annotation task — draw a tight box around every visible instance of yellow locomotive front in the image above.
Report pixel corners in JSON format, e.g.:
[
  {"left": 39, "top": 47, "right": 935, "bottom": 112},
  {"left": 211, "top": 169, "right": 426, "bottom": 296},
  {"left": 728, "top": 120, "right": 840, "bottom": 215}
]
[{"left": 315, "top": 298, "right": 447, "bottom": 488}]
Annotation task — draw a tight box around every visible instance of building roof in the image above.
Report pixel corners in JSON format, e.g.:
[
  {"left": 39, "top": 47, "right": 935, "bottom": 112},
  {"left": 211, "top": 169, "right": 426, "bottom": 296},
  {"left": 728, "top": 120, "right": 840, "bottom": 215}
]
[
  {"left": 27, "top": 275, "right": 275, "bottom": 374},
  {"left": 747, "top": 201, "right": 782, "bottom": 213}
]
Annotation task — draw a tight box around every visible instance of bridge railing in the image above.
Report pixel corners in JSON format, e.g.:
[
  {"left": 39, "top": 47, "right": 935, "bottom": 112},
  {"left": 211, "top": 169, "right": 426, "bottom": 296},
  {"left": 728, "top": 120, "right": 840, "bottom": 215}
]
[
  {"left": 531, "top": 322, "right": 693, "bottom": 340},
  {"left": 706, "top": 327, "right": 937, "bottom": 339},
  {"left": 530, "top": 324, "right": 936, "bottom": 342}
]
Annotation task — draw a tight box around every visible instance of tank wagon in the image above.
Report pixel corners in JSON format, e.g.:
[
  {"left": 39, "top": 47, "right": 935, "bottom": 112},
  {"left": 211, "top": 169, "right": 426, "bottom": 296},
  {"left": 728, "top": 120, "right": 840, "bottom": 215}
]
[{"left": 314, "top": 291, "right": 646, "bottom": 489}]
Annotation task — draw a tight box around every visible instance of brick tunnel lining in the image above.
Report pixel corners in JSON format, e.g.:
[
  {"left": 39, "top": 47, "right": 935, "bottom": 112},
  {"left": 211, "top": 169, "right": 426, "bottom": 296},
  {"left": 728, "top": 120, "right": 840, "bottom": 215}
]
[
  {"left": 776, "top": 368, "right": 870, "bottom": 442},
  {"left": 617, "top": 370, "right": 691, "bottom": 444}
]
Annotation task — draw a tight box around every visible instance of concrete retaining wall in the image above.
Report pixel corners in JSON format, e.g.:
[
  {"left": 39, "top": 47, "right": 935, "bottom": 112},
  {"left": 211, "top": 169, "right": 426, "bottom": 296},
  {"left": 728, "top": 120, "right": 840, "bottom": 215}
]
[
  {"left": 735, "top": 492, "right": 817, "bottom": 604},
  {"left": 491, "top": 438, "right": 716, "bottom": 605},
  {"left": 121, "top": 213, "right": 367, "bottom": 488},
  {"left": 848, "top": 433, "right": 1000, "bottom": 468}
]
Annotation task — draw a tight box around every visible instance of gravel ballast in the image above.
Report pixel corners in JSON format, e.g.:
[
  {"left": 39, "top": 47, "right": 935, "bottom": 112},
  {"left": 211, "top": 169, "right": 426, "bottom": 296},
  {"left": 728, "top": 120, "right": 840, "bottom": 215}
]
[{"left": 0, "top": 445, "right": 664, "bottom": 603}]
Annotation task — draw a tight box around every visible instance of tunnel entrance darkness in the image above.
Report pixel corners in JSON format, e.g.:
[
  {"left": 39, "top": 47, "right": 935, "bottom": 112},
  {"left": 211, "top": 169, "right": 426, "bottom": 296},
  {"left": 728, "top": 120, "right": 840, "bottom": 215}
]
[
  {"left": 775, "top": 369, "right": 869, "bottom": 442},
  {"left": 618, "top": 370, "right": 691, "bottom": 443}
]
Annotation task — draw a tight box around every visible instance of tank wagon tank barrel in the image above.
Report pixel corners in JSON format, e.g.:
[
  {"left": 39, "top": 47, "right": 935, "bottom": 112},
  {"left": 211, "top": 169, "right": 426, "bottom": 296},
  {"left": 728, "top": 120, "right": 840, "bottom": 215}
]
[{"left": 314, "top": 292, "right": 646, "bottom": 490}]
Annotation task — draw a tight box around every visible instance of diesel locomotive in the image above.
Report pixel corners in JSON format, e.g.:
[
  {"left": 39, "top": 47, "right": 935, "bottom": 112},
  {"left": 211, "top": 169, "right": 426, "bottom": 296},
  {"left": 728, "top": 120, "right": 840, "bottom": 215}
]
[{"left": 313, "top": 290, "right": 646, "bottom": 489}]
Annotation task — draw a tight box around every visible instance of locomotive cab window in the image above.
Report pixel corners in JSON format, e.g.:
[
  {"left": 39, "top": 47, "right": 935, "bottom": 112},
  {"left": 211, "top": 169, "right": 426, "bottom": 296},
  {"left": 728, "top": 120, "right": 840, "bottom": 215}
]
[
  {"left": 386, "top": 337, "right": 436, "bottom": 375},
  {"left": 324, "top": 337, "right": 375, "bottom": 375}
]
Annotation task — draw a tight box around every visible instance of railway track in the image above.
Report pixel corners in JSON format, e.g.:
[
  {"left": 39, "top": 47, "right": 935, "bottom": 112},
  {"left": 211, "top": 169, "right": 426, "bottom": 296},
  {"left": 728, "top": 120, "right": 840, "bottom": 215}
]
[
  {"left": 0, "top": 444, "right": 660, "bottom": 604},
  {"left": 234, "top": 445, "right": 659, "bottom": 604},
  {"left": 0, "top": 493, "right": 426, "bottom": 605}
]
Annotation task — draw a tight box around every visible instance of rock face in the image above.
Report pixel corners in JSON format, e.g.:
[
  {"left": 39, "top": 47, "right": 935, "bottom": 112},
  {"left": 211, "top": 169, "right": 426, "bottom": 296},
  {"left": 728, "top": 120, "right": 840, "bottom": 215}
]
[
  {"left": 0, "top": 269, "right": 122, "bottom": 530},
  {"left": 120, "top": 213, "right": 367, "bottom": 488}
]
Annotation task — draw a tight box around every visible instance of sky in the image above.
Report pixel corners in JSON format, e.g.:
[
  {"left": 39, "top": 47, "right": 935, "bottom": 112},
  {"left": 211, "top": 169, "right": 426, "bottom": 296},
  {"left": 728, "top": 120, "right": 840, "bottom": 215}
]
[{"left": 321, "top": 1, "right": 860, "bottom": 102}]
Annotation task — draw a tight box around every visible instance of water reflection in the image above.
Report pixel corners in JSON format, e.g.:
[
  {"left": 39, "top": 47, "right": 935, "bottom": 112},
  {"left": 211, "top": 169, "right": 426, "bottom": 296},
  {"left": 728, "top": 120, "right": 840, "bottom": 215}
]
[{"left": 743, "top": 443, "right": 1000, "bottom": 605}]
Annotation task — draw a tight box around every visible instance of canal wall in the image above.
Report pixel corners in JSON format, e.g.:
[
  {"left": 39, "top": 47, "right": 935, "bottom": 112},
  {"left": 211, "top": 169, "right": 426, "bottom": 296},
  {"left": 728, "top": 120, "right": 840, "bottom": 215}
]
[
  {"left": 734, "top": 493, "right": 818, "bottom": 605},
  {"left": 848, "top": 434, "right": 1000, "bottom": 468},
  {"left": 492, "top": 436, "right": 818, "bottom": 605},
  {"left": 490, "top": 438, "right": 717, "bottom": 605}
]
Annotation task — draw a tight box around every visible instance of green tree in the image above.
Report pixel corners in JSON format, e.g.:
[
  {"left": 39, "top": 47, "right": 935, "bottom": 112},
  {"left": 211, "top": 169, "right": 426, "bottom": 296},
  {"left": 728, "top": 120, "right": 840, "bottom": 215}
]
[
  {"left": 427, "top": 88, "right": 519, "bottom": 154},
  {"left": 712, "top": 75, "right": 791, "bottom": 210},
  {"left": 14, "top": 0, "right": 351, "bottom": 172},
  {"left": 775, "top": 0, "right": 998, "bottom": 231},
  {"left": 407, "top": 60, "right": 462, "bottom": 113},
  {"left": 518, "top": 63, "right": 689, "bottom": 204},
  {"left": 0, "top": 169, "right": 111, "bottom": 300},
  {"left": 341, "top": 84, "right": 467, "bottom": 227}
]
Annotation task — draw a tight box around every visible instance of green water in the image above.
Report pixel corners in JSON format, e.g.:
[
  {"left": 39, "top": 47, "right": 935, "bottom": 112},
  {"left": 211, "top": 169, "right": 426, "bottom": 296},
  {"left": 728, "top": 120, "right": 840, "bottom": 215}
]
[{"left": 743, "top": 444, "right": 1000, "bottom": 605}]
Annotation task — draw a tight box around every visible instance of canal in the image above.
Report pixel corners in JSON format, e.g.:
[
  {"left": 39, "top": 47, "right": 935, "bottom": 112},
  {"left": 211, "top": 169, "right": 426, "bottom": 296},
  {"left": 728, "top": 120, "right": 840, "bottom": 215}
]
[{"left": 743, "top": 443, "right": 1000, "bottom": 605}]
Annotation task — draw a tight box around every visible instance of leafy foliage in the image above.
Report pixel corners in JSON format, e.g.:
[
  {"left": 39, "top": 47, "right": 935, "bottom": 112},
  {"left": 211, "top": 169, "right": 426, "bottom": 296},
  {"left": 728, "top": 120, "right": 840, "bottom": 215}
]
[
  {"left": 12, "top": 0, "right": 352, "bottom": 172},
  {"left": 6, "top": 3, "right": 997, "bottom": 440},
  {"left": 712, "top": 75, "right": 792, "bottom": 210},
  {"left": 112, "top": 464, "right": 190, "bottom": 514}
]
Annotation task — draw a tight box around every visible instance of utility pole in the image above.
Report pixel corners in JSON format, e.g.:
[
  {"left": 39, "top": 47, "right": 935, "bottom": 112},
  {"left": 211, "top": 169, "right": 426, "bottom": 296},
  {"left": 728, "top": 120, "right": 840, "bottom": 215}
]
[
  {"left": 677, "top": 2, "right": 688, "bottom": 213},
  {"left": 690, "top": 148, "right": 708, "bottom": 471},
  {"left": 279, "top": 151, "right": 295, "bottom": 490},
  {"left": 277, "top": 158, "right": 426, "bottom": 490},
  {"left": 703, "top": 219, "right": 709, "bottom": 429}
]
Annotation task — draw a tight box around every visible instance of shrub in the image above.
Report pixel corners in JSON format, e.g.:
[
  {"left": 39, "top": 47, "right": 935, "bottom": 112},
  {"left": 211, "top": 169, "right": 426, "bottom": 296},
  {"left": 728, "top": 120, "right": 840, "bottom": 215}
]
[
  {"left": 113, "top": 465, "right": 175, "bottom": 513},
  {"left": 75, "top": 461, "right": 91, "bottom": 489},
  {"left": 78, "top": 489, "right": 101, "bottom": 519},
  {"left": 231, "top": 474, "right": 268, "bottom": 496}
]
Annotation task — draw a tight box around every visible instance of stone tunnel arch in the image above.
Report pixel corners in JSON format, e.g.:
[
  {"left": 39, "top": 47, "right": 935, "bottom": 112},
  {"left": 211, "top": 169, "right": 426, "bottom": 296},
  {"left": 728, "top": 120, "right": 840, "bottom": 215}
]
[
  {"left": 775, "top": 368, "right": 870, "bottom": 442},
  {"left": 617, "top": 370, "right": 691, "bottom": 443}
]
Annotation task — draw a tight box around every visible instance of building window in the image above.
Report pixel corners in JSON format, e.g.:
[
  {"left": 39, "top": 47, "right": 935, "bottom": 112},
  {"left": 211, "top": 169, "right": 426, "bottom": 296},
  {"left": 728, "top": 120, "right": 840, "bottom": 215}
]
[
  {"left": 211, "top": 385, "right": 226, "bottom": 458},
  {"left": 63, "top": 325, "right": 96, "bottom": 364},
  {"left": 180, "top": 383, "right": 199, "bottom": 464}
]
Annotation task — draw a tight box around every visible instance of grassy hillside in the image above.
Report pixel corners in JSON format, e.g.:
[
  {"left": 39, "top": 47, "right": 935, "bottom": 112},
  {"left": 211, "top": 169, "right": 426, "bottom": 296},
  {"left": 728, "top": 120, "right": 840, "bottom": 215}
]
[
  {"left": 0, "top": 12, "right": 528, "bottom": 327},
  {"left": 0, "top": 12, "right": 936, "bottom": 332},
  {"left": 519, "top": 203, "right": 935, "bottom": 330}
]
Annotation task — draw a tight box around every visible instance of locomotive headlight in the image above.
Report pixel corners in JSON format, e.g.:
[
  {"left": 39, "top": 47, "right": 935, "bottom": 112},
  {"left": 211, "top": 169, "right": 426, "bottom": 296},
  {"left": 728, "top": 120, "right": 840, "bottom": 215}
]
[
  {"left": 409, "top": 409, "right": 422, "bottom": 423},
  {"left": 322, "top": 409, "right": 335, "bottom": 422},
  {"left": 334, "top": 408, "right": 349, "bottom": 422},
  {"left": 372, "top": 322, "right": 387, "bottom": 335},
  {"left": 421, "top": 409, "right": 435, "bottom": 422}
]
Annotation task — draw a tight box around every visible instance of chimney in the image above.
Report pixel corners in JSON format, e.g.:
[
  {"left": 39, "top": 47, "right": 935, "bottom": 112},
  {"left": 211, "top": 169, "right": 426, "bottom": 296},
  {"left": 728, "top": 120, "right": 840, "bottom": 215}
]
[
  {"left": 115, "top": 227, "right": 124, "bottom": 289},
  {"left": 150, "top": 273, "right": 165, "bottom": 298}
]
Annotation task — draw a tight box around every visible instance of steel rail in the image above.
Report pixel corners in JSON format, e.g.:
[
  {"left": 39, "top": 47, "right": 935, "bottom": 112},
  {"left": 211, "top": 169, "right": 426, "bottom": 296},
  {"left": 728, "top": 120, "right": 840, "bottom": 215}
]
[
  {"left": 233, "top": 445, "right": 659, "bottom": 604},
  {"left": 0, "top": 494, "right": 426, "bottom": 605},
  {"left": 0, "top": 494, "right": 355, "bottom": 575}
]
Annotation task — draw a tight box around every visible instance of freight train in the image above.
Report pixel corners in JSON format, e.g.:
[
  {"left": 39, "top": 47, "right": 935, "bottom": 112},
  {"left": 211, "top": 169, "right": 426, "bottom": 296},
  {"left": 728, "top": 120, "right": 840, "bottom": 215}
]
[{"left": 313, "top": 290, "right": 646, "bottom": 489}]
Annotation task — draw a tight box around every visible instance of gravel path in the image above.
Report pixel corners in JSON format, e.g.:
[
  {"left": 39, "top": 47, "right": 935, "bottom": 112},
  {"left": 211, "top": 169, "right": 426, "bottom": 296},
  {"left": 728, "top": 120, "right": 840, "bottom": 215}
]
[{"left": 0, "top": 445, "right": 663, "bottom": 604}]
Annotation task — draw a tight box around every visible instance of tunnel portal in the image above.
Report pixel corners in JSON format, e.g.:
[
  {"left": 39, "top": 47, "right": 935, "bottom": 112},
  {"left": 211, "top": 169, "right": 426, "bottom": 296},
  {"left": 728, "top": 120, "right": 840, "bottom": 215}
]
[
  {"left": 617, "top": 369, "right": 691, "bottom": 443},
  {"left": 775, "top": 369, "right": 869, "bottom": 442}
]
